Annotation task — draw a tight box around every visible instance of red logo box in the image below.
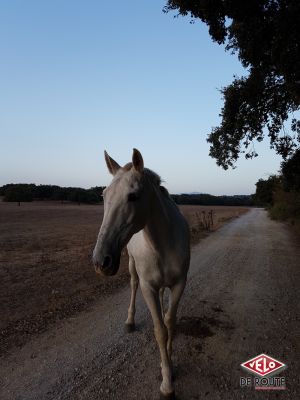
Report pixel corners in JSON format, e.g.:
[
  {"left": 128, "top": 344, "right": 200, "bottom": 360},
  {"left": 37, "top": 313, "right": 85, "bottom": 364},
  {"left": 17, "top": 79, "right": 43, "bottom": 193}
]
[{"left": 241, "top": 354, "right": 286, "bottom": 377}]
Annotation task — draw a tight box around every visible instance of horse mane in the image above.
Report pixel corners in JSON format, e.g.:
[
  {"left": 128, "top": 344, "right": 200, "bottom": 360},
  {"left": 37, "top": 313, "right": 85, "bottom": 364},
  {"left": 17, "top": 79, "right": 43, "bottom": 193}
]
[
  {"left": 144, "top": 169, "right": 173, "bottom": 202},
  {"left": 123, "top": 162, "right": 172, "bottom": 200}
]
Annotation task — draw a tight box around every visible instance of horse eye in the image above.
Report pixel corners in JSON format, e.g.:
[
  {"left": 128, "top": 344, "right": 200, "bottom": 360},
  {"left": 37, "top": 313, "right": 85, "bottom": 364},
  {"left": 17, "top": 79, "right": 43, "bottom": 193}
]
[{"left": 128, "top": 193, "right": 139, "bottom": 202}]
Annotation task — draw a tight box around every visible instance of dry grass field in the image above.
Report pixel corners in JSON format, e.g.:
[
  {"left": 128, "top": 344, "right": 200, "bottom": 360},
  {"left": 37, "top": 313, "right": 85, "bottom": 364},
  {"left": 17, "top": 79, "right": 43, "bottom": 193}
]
[{"left": 0, "top": 201, "right": 248, "bottom": 355}]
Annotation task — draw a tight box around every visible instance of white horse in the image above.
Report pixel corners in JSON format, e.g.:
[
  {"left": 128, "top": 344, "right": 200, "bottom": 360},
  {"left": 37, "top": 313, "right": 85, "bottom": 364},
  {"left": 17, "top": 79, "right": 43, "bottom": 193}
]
[{"left": 93, "top": 149, "right": 190, "bottom": 398}]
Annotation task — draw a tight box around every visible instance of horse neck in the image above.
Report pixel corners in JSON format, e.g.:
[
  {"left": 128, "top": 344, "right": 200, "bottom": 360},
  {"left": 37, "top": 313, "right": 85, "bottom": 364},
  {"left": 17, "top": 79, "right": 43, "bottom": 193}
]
[{"left": 143, "top": 182, "right": 173, "bottom": 252}]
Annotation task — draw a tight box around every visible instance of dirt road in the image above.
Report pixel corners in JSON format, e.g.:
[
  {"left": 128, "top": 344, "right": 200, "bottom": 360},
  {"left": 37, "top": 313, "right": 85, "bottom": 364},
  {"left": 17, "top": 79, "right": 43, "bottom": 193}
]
[{"left": 1, "top": 209, "right": 299, "bottom": 399}]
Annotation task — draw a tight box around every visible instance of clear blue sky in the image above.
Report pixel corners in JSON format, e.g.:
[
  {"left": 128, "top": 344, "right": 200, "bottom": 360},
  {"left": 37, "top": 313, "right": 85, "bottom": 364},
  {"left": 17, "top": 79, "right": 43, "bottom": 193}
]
[{"left": 0, "top": 0, "right": 281, "bottom": 195}]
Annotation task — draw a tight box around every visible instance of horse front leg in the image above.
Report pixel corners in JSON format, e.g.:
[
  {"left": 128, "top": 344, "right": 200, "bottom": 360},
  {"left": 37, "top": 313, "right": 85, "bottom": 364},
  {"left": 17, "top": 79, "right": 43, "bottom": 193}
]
[
  {"left": 125, "top": 255, "right": 139, "bottom": 332},
  {"left": 164, "top": 280, "right": 186, "bottom": 362},
  {"left": 140, "top": 281, "right": 174, "bottom": 399},
  {"left": 159, "top": 287, "right": 165, "bottom": 318}
]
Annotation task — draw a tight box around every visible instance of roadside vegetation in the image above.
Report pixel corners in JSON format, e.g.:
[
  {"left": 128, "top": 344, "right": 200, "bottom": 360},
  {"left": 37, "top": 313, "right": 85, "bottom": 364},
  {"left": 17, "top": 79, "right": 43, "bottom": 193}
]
[{"left": 254, "top": 150, "right": 300, "bottom": 233}]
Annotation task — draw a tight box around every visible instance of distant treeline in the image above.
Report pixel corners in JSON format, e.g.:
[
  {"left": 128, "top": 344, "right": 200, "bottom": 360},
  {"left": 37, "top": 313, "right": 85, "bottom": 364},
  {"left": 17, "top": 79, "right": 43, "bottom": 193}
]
[
  {"left": 0, "top": 183, "right": 254, "bottom": 206},
  {"left": 0, "top": 184, "right": 105, "bottom": 204},
  {"left": 171, "top": 193, "right": 253, "bottom": 206}
]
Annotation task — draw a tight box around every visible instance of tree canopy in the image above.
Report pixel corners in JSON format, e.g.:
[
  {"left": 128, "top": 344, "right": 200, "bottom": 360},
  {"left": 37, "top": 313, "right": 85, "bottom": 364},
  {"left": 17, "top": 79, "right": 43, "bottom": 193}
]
[{"left": 164, "top": 0, "right": 300, "bottom": 168}]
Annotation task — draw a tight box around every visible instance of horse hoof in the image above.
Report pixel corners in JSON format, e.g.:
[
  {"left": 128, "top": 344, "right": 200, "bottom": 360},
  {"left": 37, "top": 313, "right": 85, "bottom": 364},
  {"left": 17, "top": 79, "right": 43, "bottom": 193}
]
[
  {"left": 160, "top": 391, "right": 175, "bottom": 400},
  {"left": 124, "top": 323, "right": 135, "bottom": 333}
]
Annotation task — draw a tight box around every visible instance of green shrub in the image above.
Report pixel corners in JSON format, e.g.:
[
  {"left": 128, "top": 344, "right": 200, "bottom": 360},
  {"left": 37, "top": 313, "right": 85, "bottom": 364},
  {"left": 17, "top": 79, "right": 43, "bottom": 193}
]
[{"left": 269, "top": 189, "right": 300, "bottom": 221}]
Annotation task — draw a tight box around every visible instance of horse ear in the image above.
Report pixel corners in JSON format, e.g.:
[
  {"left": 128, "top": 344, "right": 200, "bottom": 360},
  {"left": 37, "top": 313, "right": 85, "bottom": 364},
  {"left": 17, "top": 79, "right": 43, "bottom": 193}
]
[
  {"left": 132, "top": 148, "right": 144, "bottom": 173},
  {"left": 104, "top": 151, "right": 121, "bottom": 175}
]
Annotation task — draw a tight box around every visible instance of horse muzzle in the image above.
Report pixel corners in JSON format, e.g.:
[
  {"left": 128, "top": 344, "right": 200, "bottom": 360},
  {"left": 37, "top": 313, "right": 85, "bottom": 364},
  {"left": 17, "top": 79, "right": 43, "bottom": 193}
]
[{"left": 93, "top": 253, "right": 120, "bottom": 276}]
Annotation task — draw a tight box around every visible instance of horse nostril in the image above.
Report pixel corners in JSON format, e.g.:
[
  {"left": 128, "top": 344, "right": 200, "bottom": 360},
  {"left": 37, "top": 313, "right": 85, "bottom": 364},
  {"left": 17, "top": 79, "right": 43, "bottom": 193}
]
[{"left": 102, "top": 255, "right": 112, "bottom": 269}]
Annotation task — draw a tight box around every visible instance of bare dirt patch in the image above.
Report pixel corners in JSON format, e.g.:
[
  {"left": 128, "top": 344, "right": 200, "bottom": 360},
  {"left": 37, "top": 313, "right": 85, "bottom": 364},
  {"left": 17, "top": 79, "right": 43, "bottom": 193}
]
[{"left": 0, "top": 201, "right": 248, "bottom": 355}]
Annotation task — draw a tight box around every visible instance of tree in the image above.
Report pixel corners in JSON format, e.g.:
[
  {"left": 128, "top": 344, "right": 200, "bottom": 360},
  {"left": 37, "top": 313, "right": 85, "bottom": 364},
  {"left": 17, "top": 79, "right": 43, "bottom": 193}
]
[
  {"left": 3, "top": 184, "right": 34, "bottom": 204},
  {"left": 68, "top": 188, "right": 88, "bottom": 205},
  {"left": 164, "top": 0, "right": 300, "bottom": 169},
  {"left": 254, "top": 175, "right": 281, "bottom": 206},
  {"left": 34, "top": 184, "right": 61, "bottom": 200},
  {"left": 51, "top": 187, "right": 68, "bottom": 203},
  {"left": 281, "top": 149, "right": 300, "bottom": 191}
]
